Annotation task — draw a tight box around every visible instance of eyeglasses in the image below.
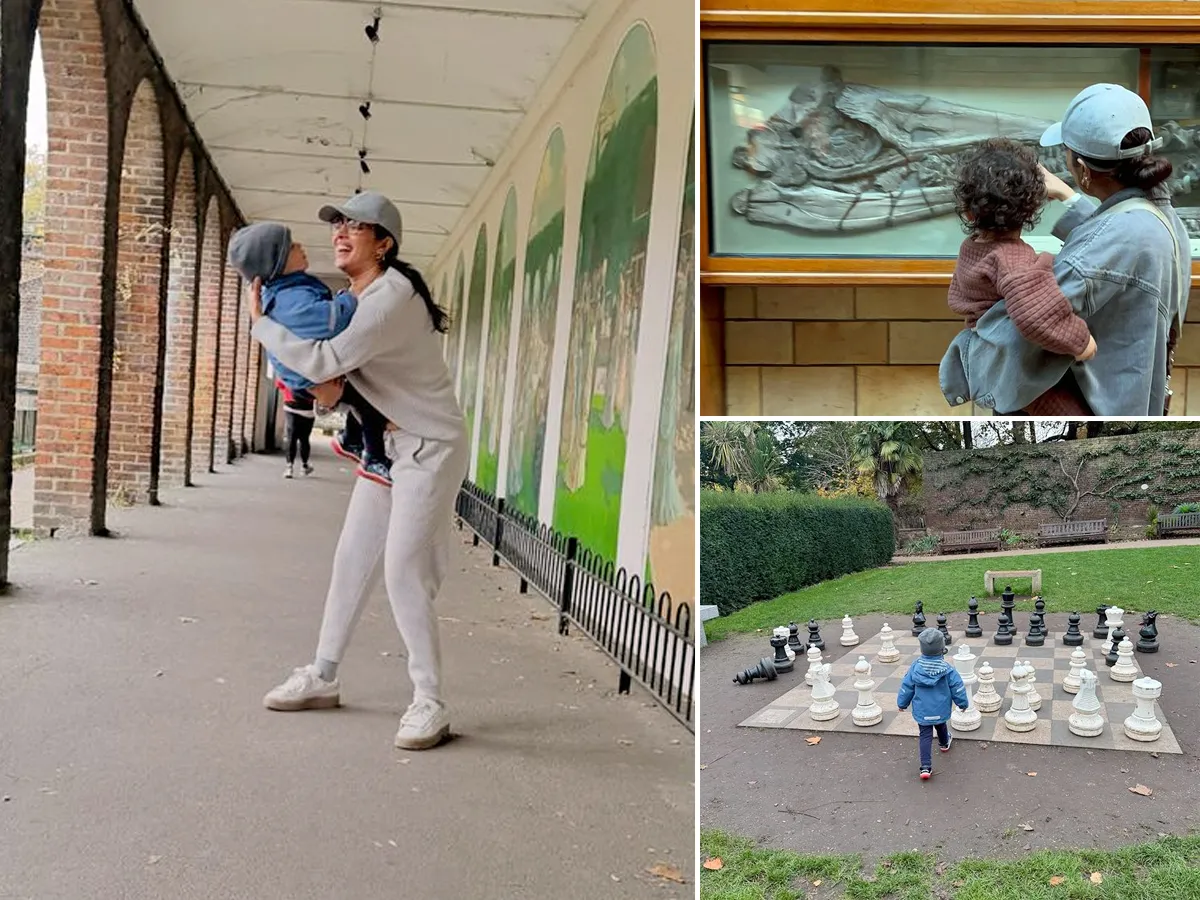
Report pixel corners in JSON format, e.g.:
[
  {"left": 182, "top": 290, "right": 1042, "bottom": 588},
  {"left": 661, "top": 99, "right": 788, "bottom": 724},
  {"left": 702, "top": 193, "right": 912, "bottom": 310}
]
[{"left": 329, "top": 216, "right": 374, "bottom": 235}]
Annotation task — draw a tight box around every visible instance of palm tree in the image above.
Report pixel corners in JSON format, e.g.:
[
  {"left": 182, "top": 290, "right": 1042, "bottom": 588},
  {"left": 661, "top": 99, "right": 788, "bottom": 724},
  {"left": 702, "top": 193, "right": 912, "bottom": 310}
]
[
  {"left": 700, "top": 421, "right": 783, "bottom": 493},
  {"left": 851, "top": 422, "right": 924, "bottom": 518},
  {"left": 738, "top": 427, "right": 785, "bottom": 493}
]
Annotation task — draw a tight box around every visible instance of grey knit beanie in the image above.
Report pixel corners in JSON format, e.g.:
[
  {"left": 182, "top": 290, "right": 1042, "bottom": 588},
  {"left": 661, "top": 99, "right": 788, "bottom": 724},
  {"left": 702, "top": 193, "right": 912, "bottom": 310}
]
[
  {"left": 227, "top": 222, "right": 292, "bottom": 283},
  {"left": 918, "top": 627, "right": 945, "bottom": 656}
]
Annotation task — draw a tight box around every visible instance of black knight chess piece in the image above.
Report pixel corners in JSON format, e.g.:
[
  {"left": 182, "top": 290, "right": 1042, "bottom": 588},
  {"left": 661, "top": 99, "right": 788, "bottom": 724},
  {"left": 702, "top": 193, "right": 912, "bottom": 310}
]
[
  {"left": 1105, "top": 627, "right": 1125, "bottom": 667},
  {"left": 1025, "top": 613, "right": 1045, "bottom": 647},
  {"left": 770, "top": 633, "right": 794, "bottom": 672},
  {"left": 1094, "top": 605, "right": 1109, "bottom": 640},
  {"left": 733, "top": 658, "right": 778, "bottom": 685},
  {"left": 937, "top": 613, "right": 951, "bottom": 643},
  {"left": 1063, "top": 611, "right": 1085, "bottom": 647},
  {"left": 788, "top": 622, "right": 806, "bottom": 656},
  {"left": 807, "top": 619, "right": 825, "bottom": 651},
  {"left": 1001, "top": 588, "right": 1017, "bottom": 637},
  {"left": 966, "top": 596, "right": 983, "bottom": 638},
  {"left": 1137, "top": 611, "right": 1159, "bottom": 654},
  {"left": 912, "top": 601, "right": 927, "bottom": 637},
  {"left": 994, "top": 613, "right": 1013, "bottom": 645}
]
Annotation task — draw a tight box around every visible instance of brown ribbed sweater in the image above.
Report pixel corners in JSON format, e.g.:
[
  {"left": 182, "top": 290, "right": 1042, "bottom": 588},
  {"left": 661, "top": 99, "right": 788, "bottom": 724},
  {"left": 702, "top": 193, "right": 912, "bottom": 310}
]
[{"left": 948, "top": 237, "right": 1092, "bottom": 358}]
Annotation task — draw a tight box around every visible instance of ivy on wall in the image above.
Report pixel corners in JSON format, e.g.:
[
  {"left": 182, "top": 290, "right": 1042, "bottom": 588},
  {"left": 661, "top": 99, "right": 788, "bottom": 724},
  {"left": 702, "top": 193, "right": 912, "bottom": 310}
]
[{"left": 926, "top": 435, "right": 1200, "bottom": 524}]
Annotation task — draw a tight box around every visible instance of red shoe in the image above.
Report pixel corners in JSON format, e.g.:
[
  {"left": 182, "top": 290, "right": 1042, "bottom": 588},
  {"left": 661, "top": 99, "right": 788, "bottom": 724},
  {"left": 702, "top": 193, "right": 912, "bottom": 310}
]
[
  {"left": 919, "top": 767, "right": 932, "bottom": 780},
  {"left": 356, "top": 458, "right": 393, "bottom": 487},
  {"left": 331, "top": 432, "right": 363, "bottom": 464}
]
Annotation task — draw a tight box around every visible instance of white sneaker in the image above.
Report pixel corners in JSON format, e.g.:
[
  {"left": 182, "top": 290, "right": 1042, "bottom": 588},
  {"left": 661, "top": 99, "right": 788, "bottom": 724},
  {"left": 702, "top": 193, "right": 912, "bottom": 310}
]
[
  {"left": 394, "top": 698, "right": 450, "bottom": 750},
  {"left": 283, "top": 464, "right": 294, "bottom": 479},
  {"left": 263, "top": 664, "right": 340, "bottom": 711}
]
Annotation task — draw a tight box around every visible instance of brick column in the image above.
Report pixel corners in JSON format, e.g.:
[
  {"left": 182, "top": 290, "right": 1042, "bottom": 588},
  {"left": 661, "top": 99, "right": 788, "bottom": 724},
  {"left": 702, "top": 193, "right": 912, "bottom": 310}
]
[
  {"left": 190, "top": 200, "right": 221, "bottom": 477},
  {"left": 159, "top": 157, "right": 197, "bottom": 488},
  {"left": 216, "top": 259, "right": 239, "bottom": 463},
  {"left": 243, "top": 328, "right": 261, "bottom": 452},
  {"left": 35, "top": 0, "right": 110, "bottom": 532},
  {"left": 109, "top": 80, "right": 164, "bottom": 504}
]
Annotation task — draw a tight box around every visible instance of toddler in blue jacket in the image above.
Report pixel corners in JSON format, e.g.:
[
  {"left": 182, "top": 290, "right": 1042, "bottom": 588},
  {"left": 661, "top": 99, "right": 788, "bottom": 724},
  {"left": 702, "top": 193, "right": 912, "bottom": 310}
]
[
  {"left": 228, "top": 222, "right": 393, "bottom": 486},
  {"left": 897, "top": 627, "right": 969, "bottom": 779}
]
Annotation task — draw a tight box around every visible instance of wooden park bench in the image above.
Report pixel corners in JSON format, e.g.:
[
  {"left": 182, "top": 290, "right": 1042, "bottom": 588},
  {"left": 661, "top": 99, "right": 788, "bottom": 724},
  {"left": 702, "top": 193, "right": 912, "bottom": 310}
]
[
  {"left": 940, "top": 528, "right": 1002, "bottom": 554},
  {"left": 1157, "top": 512, "right": 1200, "bottom": 538},
  {"left": 985, "top": 569, "right": 1042, "bottom": 596},
  {"left": 1038, "top": 518, "right": 1107, "bottom": 547}
]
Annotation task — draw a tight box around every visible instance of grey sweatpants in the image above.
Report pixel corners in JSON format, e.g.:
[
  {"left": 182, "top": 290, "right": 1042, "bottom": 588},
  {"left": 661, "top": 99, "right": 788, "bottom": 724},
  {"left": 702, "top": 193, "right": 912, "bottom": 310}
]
[{"left": 315, "top": 429, "right": 469, "bottom": 703}]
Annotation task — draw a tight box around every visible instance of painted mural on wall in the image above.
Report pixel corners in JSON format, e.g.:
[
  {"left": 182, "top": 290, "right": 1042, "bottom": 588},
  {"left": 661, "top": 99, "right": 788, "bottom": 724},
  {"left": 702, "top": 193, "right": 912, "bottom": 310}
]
[
  {"left": 476, "top": 188, "right": 518, "bottom": 493},
  {"left": 447, "top": 256, "right": 465, "bottom": 387},
  {"left": 506, "top": 129, "right": 566, "bottom": 519},
  {"left": 649, "top": 123, "right": 696, "bottom": 603},
  {"left": 460, "top": 227, "right": 488, "bottom": 449},
  {"left": 554, "top": 23, "right": 658, "bottom": 561}
]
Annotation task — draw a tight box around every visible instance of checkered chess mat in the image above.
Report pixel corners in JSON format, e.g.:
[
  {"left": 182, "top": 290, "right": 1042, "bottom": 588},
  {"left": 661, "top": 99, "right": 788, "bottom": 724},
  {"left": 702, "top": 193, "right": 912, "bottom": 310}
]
[{"left": 739, "top": 628, "right": 1181, "bottom": 754}]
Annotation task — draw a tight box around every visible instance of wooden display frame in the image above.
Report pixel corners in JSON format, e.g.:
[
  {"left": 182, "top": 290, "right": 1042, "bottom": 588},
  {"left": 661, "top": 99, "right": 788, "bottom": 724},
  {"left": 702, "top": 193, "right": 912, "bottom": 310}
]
[{"left": 699, "top": 1, "right": 1200, "bottom": 285}]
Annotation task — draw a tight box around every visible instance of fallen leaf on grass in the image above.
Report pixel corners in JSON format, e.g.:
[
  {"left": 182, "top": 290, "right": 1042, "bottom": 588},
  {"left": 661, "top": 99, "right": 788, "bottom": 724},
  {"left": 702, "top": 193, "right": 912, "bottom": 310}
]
[
  {"left": 805, "top": 736, "right": 822, "bottom": 745},
  {"left": 647, "top": 864, "right": 685, "bottom": 884},
  {"left": 1090, "top": 872, "right": 1104, "bottom": 885},
  {"left": 1049, "top": 875, "right": 1065, "bottom": 886},
  {"left": 1166, "top": 663, "right": 1177, "bottom": 668},
  {"left": 1129, "top": 784, "right": 1153, "bottom": 797},
  {"left": 1026, "top": 772, "right": 1038, "bottom": 777},
  {"left": 813, "top": 879, "right": 823, "bottom": 886},
  {"left": 703, "top": 858, "right": 723, "bottom": 871},
  {"left": 935, "top": 862, "right": 948, "bottom": 876}
]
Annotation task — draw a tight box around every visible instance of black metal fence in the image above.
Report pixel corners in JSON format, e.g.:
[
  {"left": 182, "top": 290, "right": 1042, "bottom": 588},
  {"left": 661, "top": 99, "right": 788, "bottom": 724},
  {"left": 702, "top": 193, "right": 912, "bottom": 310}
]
[{"left": 454, "top": 481, "right": 694, "bottom": 731}]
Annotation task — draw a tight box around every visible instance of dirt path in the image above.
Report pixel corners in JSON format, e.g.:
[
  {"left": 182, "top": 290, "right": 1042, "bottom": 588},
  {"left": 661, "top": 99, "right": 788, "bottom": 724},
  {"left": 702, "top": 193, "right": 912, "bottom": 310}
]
[{"left": 700, "top": 611, "right": 1200, "bottom": 861}]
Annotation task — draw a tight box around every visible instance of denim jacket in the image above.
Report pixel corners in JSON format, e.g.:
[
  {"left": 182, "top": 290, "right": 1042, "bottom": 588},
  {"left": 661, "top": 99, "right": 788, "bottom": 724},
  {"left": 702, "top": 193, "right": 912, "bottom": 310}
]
[
  {"left": 940, "top": 185, "right": 1190, "bottom": 415},
  {"left": 262, "top": 272, "right": 357, "bottom": 391}
]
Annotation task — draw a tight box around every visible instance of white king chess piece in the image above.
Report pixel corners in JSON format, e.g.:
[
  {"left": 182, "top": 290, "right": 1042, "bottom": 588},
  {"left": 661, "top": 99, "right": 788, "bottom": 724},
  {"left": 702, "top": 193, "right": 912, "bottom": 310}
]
[
  {"left": 809, "top": 662, "right": 840, "bottom": 722},
  {"left": 1124, "top": 676, "right": 1163, "bottom": 742},
  {"left": 805, "top": 645, "right": 823, "bottom": 686},
  {"left": 950, "top": 644, "right": 981, "bottom": 731},
  {"left": 774, "top": 626, "right": 796, "bottom": 661},
  {"left": 840, "top": 614, "right": 860, "bottom": 647},
  {"left": 1003, "top": 661, "right": 1038, "bottom": 732},
  {"left": 877, "top": 624, "right": 900, "bottom": 664},
  {"left": 1103, "top": 606, "right": 1125, "bottom": 656},
  {"left": 851, "top": 656, "right": 882, "bottom": 726},
  {"left": 973, "top": 660, "right": 1002, "bottom": 714},
  {"left": 1068, "top": 668, "right": 1104, "bottom": 737},
  {"left": 1110, "top": 635, "right": 1138, "bottom": 683},
  {"left": 1063, "top": 647, "right": 1088, "bottom": 695}
]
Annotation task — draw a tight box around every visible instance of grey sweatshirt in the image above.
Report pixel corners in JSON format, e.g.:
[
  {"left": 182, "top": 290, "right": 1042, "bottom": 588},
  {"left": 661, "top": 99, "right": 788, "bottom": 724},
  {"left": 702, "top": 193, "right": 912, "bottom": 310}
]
[{"left": 251, "top": 267, "right": 466, "bottom": 444}]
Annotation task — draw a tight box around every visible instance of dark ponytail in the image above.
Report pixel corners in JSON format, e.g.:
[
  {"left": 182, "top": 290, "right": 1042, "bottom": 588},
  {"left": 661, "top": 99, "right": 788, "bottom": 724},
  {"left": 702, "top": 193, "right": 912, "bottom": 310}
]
[
  {"left": 374, "top": 225, "right": 449, "bottom": 334},
  {"left": 1080, "top": 127, "right": 1173, "bottom": 191}
]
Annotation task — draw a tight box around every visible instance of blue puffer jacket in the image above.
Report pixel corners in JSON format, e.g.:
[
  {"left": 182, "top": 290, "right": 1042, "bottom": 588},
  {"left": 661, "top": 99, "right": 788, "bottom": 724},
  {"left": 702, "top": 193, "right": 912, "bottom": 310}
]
[
  {"left": 897, "top": 654, "right": 969, "bottom": 726},
  {"left": 262, "top": 272, "right": 357, "bottom": 392}
]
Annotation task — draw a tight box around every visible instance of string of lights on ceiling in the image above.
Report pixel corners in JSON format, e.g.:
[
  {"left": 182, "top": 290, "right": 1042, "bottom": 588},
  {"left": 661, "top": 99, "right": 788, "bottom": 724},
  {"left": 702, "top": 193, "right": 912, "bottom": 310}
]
[{"left": 355, "top": 7, "right": 382, "bottom": 193}]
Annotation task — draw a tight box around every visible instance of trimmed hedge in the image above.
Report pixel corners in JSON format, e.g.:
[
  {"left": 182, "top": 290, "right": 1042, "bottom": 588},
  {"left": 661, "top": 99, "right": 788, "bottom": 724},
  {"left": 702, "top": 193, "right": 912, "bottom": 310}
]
[{"left": 700, "top": 491, "right": 895, "bottom": 616}]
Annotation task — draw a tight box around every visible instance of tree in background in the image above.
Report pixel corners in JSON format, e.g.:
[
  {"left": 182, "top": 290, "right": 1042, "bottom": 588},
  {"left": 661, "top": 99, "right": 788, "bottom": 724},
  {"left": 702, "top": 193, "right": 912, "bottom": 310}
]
[
  {"left": 700, "top": 421, "right": 784, "bottom": 493},
  {"left": 851, "top": 422, "right": 924, "bottom": 520},
  {"left": 23, "top": 147, "right": 45, "bottom": 238}
]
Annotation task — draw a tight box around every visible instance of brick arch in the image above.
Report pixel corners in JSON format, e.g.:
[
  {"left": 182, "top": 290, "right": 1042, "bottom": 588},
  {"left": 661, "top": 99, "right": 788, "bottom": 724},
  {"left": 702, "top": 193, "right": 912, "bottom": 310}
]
[
  {"left": 159, "top": 152, "right": 197, "bottom": 488},
  {"left": 35, "top": 0, "right": 111, "bottom": 532},
  {"left": 218, "top": 253, "right": 241, "bottom": 464},
  {"left": 109, "top": 78, "right": 165, "bottom": 504},
  {"left": 191, "top": 197, "right": 222, "bottom": 476}
]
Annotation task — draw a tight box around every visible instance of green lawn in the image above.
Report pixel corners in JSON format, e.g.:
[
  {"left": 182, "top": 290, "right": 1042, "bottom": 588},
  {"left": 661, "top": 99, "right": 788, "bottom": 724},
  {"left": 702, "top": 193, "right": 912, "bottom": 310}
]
[
  {"left": 705, "top": 546, "right": 1200, "bottom": 641},
  {"left": 700, "top": 830, "right": 1200, "bottom": 900}
]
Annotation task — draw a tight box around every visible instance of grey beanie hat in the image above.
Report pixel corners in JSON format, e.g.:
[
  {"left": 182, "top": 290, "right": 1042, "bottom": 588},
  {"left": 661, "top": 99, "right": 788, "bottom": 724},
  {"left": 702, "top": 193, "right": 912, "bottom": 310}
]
[
  {"left": 227, "top": 222, "right": 292, "bottom": 283},
  {"left": 918, "top": 627, "right": 946, "bottom": 657}
]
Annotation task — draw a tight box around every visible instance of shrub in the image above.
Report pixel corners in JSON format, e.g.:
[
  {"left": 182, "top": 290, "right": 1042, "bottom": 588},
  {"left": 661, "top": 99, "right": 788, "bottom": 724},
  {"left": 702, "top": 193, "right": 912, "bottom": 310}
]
[
  {"left": 1172, "top": 502, "right": 1200, "bottom": 515},
  {"left": 902, "top": 534, "right": 940, "bottom": 555},
  {"left": 700, "top": 491, "right": 894, "bottom": 616}
]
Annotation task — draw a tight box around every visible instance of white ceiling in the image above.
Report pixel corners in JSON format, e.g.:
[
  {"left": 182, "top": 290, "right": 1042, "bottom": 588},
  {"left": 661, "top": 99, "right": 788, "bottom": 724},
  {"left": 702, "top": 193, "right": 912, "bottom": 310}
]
[{"left": 133, "top": 0, "right": 595, "bottom": 275}]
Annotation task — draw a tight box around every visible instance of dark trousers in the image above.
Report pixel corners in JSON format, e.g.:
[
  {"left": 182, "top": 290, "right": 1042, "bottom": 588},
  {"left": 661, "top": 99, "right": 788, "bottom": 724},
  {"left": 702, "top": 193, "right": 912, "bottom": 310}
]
[
  {"left": 340, "top": 382, "right": 391, "bottom": 466},
  {"left": 284, "top": 412, "right": 314, "bottom": 465},
  {"left": 918, "top": 722, "right": 950, "bottom": 768}
]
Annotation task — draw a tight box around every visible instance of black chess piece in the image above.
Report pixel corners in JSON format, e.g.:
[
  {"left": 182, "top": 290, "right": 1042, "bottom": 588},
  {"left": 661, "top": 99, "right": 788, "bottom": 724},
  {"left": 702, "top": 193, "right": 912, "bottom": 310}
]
[
  {"left": 1025, "top": 613, "right": 1045, "bottom": 647},
  {"left": 994, "top": 613, "right": 1013, "bottom": 645},
  {"left": 770, "top": 633, "right": 794, "bottom": 673},
  {"left": 1063, "top": 611, "right": 1085, "bottom": 647},
  {"left": 937, "top": 613, "right": 951, "bottom": 643},
  {"left": 912, "top": 601, "right": 926, "bottom": 637},
  {"left": 807, "top": 619, "right": 825, "bottom": 651},
  {"left": 787, "top": 622, "right": 806, "bottom": 657},
  {"left": 1035, "top": 597, "right": 1046, "bottom": 617},
  {"left": 966, "top": 597, "right": 983, "bottom": 638},
  {"left": 1093, "top": 605, "right": 1109, "bottom": 640},
  {"left": 1105, "top": 627, "right": 1125, "bottom": 667},
  {"left": 1001, "top": 588, "right": 1017, "bottom": 637},
  {"left": 1137, "top": 612, "right": 1159, "bottom": 654},
  {"left": 733, "top": 658, "right": 778, "bottom": 685}
]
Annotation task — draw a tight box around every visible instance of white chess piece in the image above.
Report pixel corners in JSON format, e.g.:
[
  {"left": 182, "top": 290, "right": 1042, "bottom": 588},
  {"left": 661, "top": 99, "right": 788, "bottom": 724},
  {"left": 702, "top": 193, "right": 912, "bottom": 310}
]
[
  {"left": 951, "top": 644, "right": 981, "bottom": 732},
  {"left": 973, "top": 660, "right": 1002, "bottom": 713},
  {"left": 840, "top": 614, "right": 860, "bottom": 647},
  {"left": 1021, "top": 660, "right": 1042, "bottom": 711},
  {"left": 851, "top": 656, "right": 882, "bottom": 726},
  {"left": 1110, "top": 635, "right": 1138, "bottom": 682},
  {"left": 1003, "top": 661, "right": 1038, "bottom": 732},
  {"left": 1124, "top": 676, "right": 1163, "bottom": 742},
  {"left": 1063, "top": 647, "right": 1088, "bottom": 694},
  {"left": 805, "top": 645, "right": 823, "bottom": 686},
  {"left": 1068, "top": 668, "right": 1104, "bottom": 737},
  {"left": 774, "top": 626, "right": 796, "bottom": 661},
  {"left": 809, "top": 662, "right": 840, "bottom": 721},
  {"left": 877, "top": 624, "right": 900, "bottom": 664},
  {"left": 1103, "top": 606, "right": 1125, "bottom": 656}
]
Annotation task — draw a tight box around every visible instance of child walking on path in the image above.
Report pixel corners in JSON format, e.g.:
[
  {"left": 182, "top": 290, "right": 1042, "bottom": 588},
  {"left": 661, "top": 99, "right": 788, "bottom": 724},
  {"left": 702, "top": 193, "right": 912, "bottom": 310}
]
[{"left": 897, "top": 628, "right": 969, "bottom": 779}]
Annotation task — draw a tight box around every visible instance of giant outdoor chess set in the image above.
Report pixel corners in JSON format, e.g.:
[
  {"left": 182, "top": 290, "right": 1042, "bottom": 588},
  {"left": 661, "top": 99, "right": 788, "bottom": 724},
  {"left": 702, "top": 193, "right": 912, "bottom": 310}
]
[{"left": 738, "top": 603, "right": 1181, "bottom": 755}]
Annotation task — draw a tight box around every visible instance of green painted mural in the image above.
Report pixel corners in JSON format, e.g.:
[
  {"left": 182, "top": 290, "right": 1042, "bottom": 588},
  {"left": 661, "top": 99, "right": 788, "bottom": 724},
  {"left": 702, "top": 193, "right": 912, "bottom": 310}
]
[
  {"left": 649, "top": 122, "right": 696, "bottom": 602},
  {"left": 506, "top": 129, "right": 566, "bottom": 518},
  {"left": 554, "top": 23, "right": 658, "bottom": 561},
  {"left": 476, "top": 188, "right": 518, "bottom": 494},
  {"left": 447, "top": 255, "right": 466, "bottom": 385},
  {"left": 461, "top": 227, "right": 488, "bottom": 449}
]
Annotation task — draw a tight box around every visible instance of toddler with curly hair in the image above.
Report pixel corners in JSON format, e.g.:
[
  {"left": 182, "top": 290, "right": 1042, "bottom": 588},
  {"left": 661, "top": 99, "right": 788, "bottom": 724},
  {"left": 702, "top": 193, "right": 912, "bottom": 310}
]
[{"left": 940, "top": 138, "right": 1097, "bottom": 415}]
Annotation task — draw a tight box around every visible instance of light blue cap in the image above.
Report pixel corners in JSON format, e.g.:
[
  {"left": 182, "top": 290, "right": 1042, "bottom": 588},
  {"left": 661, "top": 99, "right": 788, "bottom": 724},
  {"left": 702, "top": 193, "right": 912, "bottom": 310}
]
[{"left": 1040, "top": 83, "right": 1163, "bottom": 163}]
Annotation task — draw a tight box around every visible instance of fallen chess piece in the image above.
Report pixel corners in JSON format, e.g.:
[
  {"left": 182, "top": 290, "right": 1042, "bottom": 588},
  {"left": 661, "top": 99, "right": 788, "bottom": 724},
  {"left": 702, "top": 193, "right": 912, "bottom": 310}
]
[
  {"left": 733, "top": 658, "right": 778, "bottom": 685},
  {"left": 1068, "top": 669, "right": 1104, "bottom": 737},
  {"left": 840, "top": 614, "right": 859, "bottom": 647},
  {"left": 1124, "top": 676, "right": 1163, "bottom": 742}
]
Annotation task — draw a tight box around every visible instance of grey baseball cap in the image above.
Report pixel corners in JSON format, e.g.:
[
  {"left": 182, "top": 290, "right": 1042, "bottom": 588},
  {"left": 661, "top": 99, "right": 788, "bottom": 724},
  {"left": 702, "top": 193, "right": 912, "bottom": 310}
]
[
  {"left": 318, "top": 191, "right": 403, "bottom": 247},
  {"left": 1040, "top": 83, "right": 1164, "bottom": 162},
  {"left": 918, "top": 627, "right": 945, "bottom": 657}
]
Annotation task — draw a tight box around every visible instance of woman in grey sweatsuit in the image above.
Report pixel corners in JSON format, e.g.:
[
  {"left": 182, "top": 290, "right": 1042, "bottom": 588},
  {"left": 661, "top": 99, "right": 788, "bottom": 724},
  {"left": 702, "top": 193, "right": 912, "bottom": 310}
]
[{"left": 248, "top": 191, "right": 468, "bottom": 751}]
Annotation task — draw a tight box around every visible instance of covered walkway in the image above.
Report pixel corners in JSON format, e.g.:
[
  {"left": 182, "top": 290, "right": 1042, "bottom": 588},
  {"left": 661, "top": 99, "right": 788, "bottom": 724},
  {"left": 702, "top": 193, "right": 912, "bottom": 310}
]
[{"left": 0, "top": 444, "right": 693, "bottom": 898}]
